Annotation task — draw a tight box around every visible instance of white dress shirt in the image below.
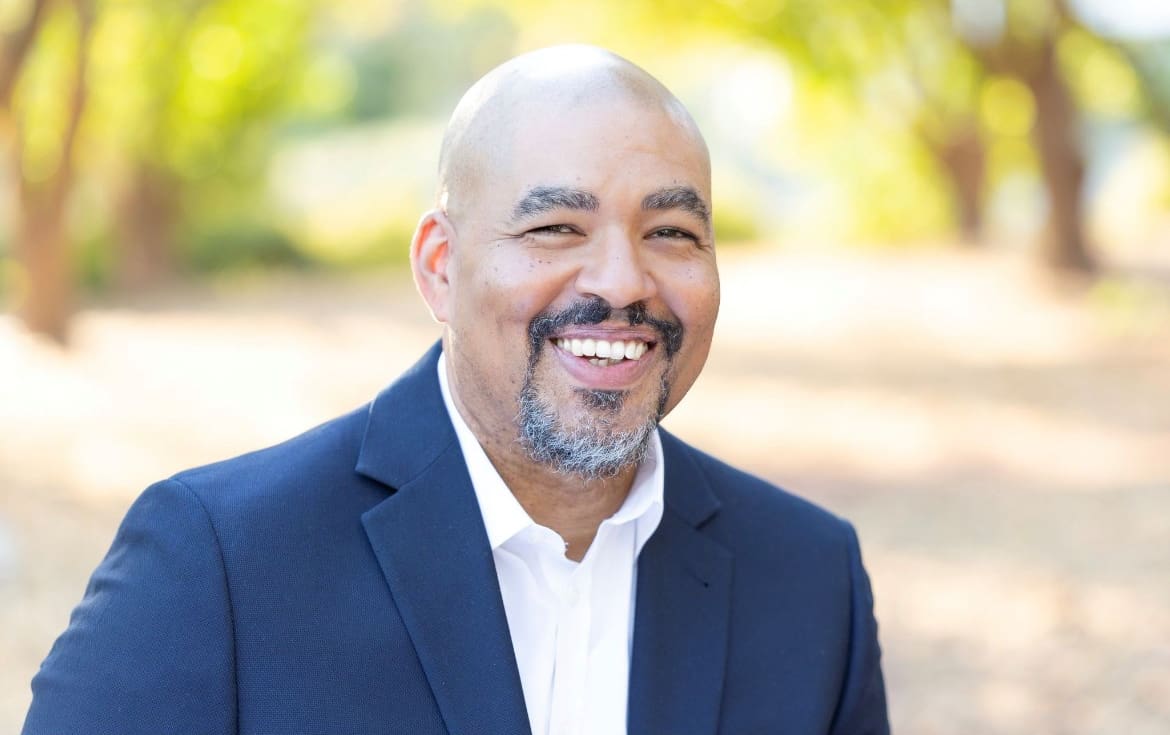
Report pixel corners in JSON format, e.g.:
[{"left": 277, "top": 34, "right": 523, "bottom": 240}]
[{"left": 437, "top": 353, "right": 665, "bottom": 735}]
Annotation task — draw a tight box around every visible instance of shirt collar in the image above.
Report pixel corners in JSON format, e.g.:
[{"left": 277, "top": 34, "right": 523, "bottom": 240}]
[{"left": 437, "top": 352, "right": 664, "bottom": 554}]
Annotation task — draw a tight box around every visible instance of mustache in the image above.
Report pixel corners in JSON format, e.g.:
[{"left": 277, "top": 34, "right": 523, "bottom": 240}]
[{"left": 527, "top": 297, "right": 684, "bottom": 359}]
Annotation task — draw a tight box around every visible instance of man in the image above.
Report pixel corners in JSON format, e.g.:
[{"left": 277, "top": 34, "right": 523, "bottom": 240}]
[{"left": 24, "top": 45, "right": 888, "bottom": 734}]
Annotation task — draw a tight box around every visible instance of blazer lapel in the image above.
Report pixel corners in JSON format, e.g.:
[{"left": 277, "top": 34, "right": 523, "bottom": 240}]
[
  {"left": 628, "top": 432, "right": 733, "bottom": 735},
  {"left": 357, "top": 344, "right": 531, "bottom": 735}
]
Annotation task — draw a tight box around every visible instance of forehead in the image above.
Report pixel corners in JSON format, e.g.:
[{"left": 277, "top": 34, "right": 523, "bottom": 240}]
[{"left": 490, "top": 96, "right": 710, "bottom": 206}]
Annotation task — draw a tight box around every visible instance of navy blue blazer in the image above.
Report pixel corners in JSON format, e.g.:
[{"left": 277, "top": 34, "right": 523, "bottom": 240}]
[{"left": 24, "top": 344, "right": 888, "bottom": 734}]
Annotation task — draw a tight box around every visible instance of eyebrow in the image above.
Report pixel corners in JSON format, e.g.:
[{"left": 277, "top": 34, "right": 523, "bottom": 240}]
[
  {"left": 642, "top": 186, "right": 711, "bottom": 228},
  {"left": 512, "top": 186, "right": 600, "bottom": 220}
]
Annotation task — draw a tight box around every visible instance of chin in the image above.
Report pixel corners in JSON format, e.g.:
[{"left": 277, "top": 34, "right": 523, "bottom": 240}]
[{"left": 516, "top": 373, "right": 665, "bottom": 480}]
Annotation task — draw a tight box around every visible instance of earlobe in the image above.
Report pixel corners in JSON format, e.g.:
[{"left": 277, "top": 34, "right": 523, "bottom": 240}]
[{"left": 410, "top": 209, "right": 455, "bottom": 323}]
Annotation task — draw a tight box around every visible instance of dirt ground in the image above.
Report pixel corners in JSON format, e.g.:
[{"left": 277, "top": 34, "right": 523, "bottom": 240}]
[{"left": 2, "top": 247, "right": 1168, "bottom": 733}]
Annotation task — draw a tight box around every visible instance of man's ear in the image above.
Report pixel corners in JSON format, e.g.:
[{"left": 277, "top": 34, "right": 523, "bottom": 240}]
[{"left": 410, "top": 209, "right": 456, "bottom": 323}]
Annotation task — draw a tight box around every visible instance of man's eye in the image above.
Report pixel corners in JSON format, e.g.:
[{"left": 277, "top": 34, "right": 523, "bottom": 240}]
[
  {"left": 528, "top": 224, "right": 579, "bottom": 236},
  {"left": 650, "top": 227, "right": 698, "bottom": 242}
]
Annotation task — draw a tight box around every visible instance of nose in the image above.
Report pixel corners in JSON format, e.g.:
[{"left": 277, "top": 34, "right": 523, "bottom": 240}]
[{"left": 573, "top": 228, "right": 658, "bottom": 309}]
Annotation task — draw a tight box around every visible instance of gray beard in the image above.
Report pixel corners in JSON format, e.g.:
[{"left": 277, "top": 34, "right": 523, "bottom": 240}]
[{"left": 516, "top": 368, "right": 668, "bottom": 480}]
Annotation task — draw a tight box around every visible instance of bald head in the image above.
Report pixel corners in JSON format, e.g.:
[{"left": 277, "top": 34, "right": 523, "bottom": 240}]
[{"left": 436, "top": 45, "right": 709, "bottom": 222}]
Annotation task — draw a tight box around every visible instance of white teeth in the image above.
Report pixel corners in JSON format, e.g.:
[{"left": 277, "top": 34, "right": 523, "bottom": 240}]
[{"left": 555, "top": 337, "right": 650, "bottom": 364}]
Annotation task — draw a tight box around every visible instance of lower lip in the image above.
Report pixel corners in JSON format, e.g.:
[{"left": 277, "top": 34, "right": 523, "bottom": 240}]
[{"left": 548, "top": 342, "right": 656, "bottom": 390}]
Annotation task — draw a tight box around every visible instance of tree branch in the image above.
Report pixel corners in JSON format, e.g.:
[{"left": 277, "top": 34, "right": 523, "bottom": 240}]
[
  {"left": 0, "top": 0, "right": 52, "bottom": 109},
  {"left": 48, "top": 0, "right": 93, "bottom": 205}
]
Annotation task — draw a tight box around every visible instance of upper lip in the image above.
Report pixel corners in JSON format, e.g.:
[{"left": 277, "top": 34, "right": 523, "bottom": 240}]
[{"left": 548, "top": 327, "right": 658, "bottom": 343}]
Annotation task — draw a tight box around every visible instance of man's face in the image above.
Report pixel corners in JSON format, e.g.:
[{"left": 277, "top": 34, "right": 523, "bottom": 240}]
[{"left": 441, "top": 96, "right": 719, "bottom": 477}]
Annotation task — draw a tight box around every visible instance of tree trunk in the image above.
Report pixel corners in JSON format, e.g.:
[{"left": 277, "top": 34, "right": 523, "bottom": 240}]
[
  {"left": 16, "top": 192, "right": 73, "bottom": 343},
  {"left": 934, "top": 123, "right": 987, "bottom": 245},
  {"left": 8, "top": 0, "right": 92, "bottom": 343},
  {"left": 1025, "top": 37, "right": 1094, "bottom": 273},
  {"left": 0, "top": 0, "right": 50, "bottom": 106},
  {"left": 116, "top": 163, "right": 179, "bottom": 289}
]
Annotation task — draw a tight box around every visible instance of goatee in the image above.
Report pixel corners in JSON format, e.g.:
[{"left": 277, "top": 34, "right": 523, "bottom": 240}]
[{"left": 516, "top": 297, "right": 680, "bottom": 479}]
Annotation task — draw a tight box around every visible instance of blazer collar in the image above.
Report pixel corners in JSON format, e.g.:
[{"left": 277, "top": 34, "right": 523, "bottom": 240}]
[
  {"left": 629, "top": 430, "right": 733, "bottom": 735},
  {"left": 356, "top": 341, "right": 456, "bottom": 490},
  {"left": 357, "top": 342, "right": 531, "bottom": 735},
  {"left": 659, "top": 429, "right": 722, "bottom": 527}
]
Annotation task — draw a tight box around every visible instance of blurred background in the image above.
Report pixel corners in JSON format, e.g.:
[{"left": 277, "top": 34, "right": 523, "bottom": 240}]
[{"left": 1, "top": 0, "right": 1168, "bottom": 732}]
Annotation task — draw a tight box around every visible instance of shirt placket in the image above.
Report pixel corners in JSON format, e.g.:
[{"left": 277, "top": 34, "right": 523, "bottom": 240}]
[{"left": 545, "top": 554, "right": 592, "bottom": 735}]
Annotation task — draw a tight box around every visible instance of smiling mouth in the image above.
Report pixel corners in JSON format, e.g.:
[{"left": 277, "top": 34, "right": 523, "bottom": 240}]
[{"left": 552, "top": 337, "right": 652, "bottom": 367}]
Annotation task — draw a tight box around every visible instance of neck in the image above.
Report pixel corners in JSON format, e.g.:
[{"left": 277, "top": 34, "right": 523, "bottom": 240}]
[{"left": 491, "top": 452, "right": 637, "bottom": 561}]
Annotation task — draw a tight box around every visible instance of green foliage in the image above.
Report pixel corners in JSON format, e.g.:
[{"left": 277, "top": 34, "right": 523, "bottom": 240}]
[
  {"left": 980, "top": 76, "right": 1036, "bottom": 137},
  {"left": 1058, "top": 29, "right": 1142, "bottom": 118},
  {"left": 37, "top": 0, "right": 321, "bottom": 285},
  {"left": 14, "top": 0, "right": 83, "bottom": 187},
  {"left": 341, "top": 5, "right": 515, "bottom": 121},
  {"left": 181, "top": 218, "right": 309, "bottom": 273},
  {"left": 712, "top": 205, "right": 760, "bottom": 245},
  {"left": 6, "top": 0, "right": 1168, "bottom": 290},
  {"left": 846, "top": 132, "right": 952, "bottom": 241},
  {"left": 74, "top": 232, "right": 117, "bottom": 290},
  {"left": 286, "top": 214, "right": 417, "bottom": 270}
]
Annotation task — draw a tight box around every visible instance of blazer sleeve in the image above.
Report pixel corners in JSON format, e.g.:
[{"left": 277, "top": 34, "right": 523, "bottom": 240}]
[
  {"left": 829, "top": 522, "right": 890, "bottom": 735},
  {"left": 22, "top": 479, "right": 237, "bottom": 735}
]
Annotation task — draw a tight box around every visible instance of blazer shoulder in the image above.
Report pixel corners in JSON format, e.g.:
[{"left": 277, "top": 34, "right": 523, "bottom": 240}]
[
  {"left": 167, "top": 403, "right": 376, "bottom": 514},
  {"left": 663, "top": 431, "right": 855, "bottom": 550}
]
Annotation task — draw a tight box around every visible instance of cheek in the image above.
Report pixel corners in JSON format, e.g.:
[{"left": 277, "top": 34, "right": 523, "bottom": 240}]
[
  {"left": 666, "top": 262, "right": 720, "bottom": 341},
  {"left": 661, "top": 263, "right": 719, "bottom": 393},
  {"left": 450, "top": 249, "right": 577, "bottom": 346}
]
